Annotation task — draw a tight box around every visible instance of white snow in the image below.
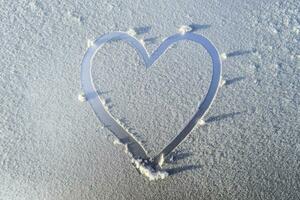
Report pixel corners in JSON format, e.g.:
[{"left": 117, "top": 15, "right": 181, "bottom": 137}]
[
  {"left": 99, "top": 96, "right": 107, "bottom": 105},
  {"left": 197, "top": 119, "right": 206, "bottom": 126},
  {"left": 113, "top": 139, "right": 122, "bottom": 145},
  {"left": 220, "top": 79, "right": 226, "bottom": 87},
  {"left": 292, "top": 26, "right": 299, "bottom": 34},
  {"left": 157, "top": 154, "right": 165, "bottom": 167},
  {"left": 113, "top": 139, "right": 129, "bottom": 154},
  {"left": 178, "top": 25, "right": 192, "bottom": 34},
  {"left": 139, "top": 38, "right": 145, "bottom": 46},
  {"left": 127, "top": 28, "right": 137, "bottom": 36},
  {"left": 124, "top": 144, "right": 129, "bottom": 154},
  {"left": 78, "top": 93, "right": 87, "bottom": 102},
  {"left": 1, "top": 0, "right": 299, "bottom": 199},
  {"left": 220, "top": 53, "right": 227, "bottom": 60},
  {"left": 131, "top": 159, "right": 168, "bottom": 181},
  {"left": 87, "top": 39, "right": 95, "bottom": 48},
  {"left": 113, "top": 118, "right": 147, "bottom": 155}
]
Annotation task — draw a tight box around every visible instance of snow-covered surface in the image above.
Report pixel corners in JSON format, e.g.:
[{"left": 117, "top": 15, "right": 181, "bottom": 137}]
[
  {"left": 131, "top": 159, "right": 168, "bottom": 181},
  {"left": 1, "top": 0, "right": 299, "bottom": 199},
  {"left": 77, "top": 92, "right": 87, "bottom": 102},
  {"left": 157, "top": 154, "right": 165, "bottom": 167},
  {"left": 178, "top": 25, "right": 193, "bottom": 34},
  {"left": 197, "top": 119, "right": 206, "bottom": 127},
  {"left": 113, "top": 139, "right": 122, "bottom": 146},
  {"left": 86, "top": 39, "right": 94, "bottom": 48},
  {"left": 220, "top": 79, "right": 226, "bottom": 87},
  {"left": 220, "top": 53, "right": 227, "bottom": 60},
  {"left": 126, "top": 28, "right": 137, "bottom": 36}
]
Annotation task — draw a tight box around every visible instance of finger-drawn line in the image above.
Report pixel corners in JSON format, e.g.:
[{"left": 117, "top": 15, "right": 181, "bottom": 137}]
[{"left": 80, "top": 31, "right": 222, "bottom": 170}]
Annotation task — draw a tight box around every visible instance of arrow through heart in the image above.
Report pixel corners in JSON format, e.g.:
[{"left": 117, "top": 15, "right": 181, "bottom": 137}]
[{"left": 80, "top": 31, "right": 222, "bottom": 180}]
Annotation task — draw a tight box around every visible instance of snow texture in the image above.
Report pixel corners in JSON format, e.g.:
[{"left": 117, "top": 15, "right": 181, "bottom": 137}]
[
  {"left": 77, "top": 92, "right": 87, "bottom": 102},
  {"left": 197, "top": 119, "right": 206, "bottom": 127},
  {"left": 131, "top": 159, "right": 168, "bottom": 181},
  {"left": 220, "top": 53, "right": 227, "bottom": 60},
  {"left": 0, "top": 0, "right": 299, "bottom": 199},
  {"left": 127, "top": 28, "right": 137, "bottom": 36},
  {"left": 178, "top": 25, "right": 192, "bottom": 34},
  {"left": 139, "top": 38, "right": 146, "bottom": 46},
  {"left": 157, "top": 154, "right": 165, "bottom": 167},
  {"left": 87, "top": 39, "right": 94, "bottom": 48},
  {"left": 220, "top": 79, "right": 226, "bottom": 87},
  {"left": 113, "top": 139, "right": 123, "bottom": 146}
]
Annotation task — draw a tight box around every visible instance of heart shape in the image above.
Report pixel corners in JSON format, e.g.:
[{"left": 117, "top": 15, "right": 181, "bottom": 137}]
[{"left": 80, "top": 31, "right": 221, "bottom": 170}]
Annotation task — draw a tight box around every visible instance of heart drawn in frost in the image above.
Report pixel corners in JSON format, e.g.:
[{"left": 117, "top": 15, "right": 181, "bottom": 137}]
[{"left": 80, "top": 31, "right": 222, "bottom": 176}]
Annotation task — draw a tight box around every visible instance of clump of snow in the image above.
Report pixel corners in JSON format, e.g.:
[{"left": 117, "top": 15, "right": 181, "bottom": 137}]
[
  {"left": 78, "top": 93, "right": 87, "bottom": 102},
  {"left": 112, "top": 138, "right": 129, "bottom": 154},
  {"left": 115, "top": 118, "right": 122, "bottom": 125},
  {"left": 139, "top": 38, "right": 145, "bottom": 46},
  {"left": 220, "top": 79, "right": 226, "bottom": 87},
  {"left": 113, "top": 139, "right": 122, "bottom": 145},
  {"left": 99, "top": 96, "right": 107, "bottom": 105},
  {"left": 132, "top": 159, "right": 168, "bottom": 181},
  {"left": 87, "top": 39, "right": 94, "bottom": 48},
  {"left": 220, "top": 53, "right": 227, "bottom": 60},
  {"left": 124, "top": 144, "right": 129, "bottom": 154},
  {"left": 292, "top": 26, "right": 299, "bottom": 34},
  {"left": 127, "top": 28, "right": 137, "bottom": 36},
  {"left": 197, "top": 119, "right": 206, "bottom": 126},
  {"left": 158, "top": 154, "right": 165, "bottom": 167},
  {"left": 178, "top": 25, "right": 192, "bottom": 34}
]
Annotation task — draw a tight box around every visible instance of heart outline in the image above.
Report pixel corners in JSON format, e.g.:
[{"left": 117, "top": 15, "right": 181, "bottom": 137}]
[{"left": 80, "top": 32, "right": 222, "bottom": 167}]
